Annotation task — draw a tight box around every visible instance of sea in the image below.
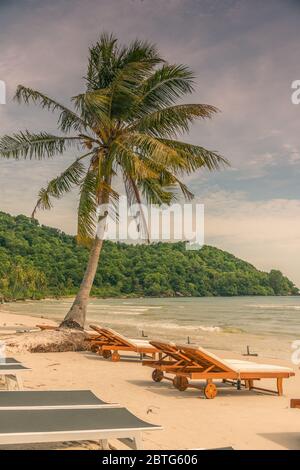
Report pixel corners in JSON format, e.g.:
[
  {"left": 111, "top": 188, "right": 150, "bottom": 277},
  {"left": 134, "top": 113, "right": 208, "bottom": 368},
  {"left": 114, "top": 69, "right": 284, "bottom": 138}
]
[{"left": 3, "top": 296, "right": 300, "bottom": 361}]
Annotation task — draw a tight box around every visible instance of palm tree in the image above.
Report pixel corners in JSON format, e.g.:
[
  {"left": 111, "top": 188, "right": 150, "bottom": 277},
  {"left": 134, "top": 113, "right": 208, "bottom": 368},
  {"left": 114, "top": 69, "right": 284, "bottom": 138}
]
[{"left": 0, "top": 33, "right": 228, "bottom": 329}]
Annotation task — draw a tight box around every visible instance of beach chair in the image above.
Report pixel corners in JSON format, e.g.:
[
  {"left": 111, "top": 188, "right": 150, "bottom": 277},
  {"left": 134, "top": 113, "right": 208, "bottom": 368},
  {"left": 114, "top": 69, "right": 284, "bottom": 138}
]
[
  {"left": 290, "top": 399, "right": 300, "bottom": 409},
  {"left": 143, "top": 341, "right": 295, "bottom": 399},
  {"left": 89, "top": 325, "right": 159, "bottom": 361},
  {"left": 0, "top": 357, "right": 22, "bottom": 365},
  {"left": 0, "top": 394, "right": 162, "bottom": 449},
  {"left": 0, "top": 364, "right": 30, "bottom": 390}
]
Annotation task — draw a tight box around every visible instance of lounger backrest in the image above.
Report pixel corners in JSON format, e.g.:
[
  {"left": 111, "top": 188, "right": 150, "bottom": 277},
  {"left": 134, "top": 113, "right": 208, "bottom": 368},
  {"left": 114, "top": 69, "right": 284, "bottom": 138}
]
[
  {"left": 150, "top": 340, "right": 194, "bottom": 362},
  {"left": 175, "top": 344, "right": 236, "bottom": 373},
  {"left": 89, "top": 324, "right": 111, "bottom": 340},
  {"left": 97, "top": 327, "right": 136, "bottom": 348}
]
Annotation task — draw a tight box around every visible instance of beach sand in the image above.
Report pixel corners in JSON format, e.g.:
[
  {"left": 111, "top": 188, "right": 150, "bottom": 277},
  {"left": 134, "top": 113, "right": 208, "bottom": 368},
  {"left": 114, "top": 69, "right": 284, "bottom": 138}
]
[{"left": 1, "top": 310, "right": 300, "bottom": 450}]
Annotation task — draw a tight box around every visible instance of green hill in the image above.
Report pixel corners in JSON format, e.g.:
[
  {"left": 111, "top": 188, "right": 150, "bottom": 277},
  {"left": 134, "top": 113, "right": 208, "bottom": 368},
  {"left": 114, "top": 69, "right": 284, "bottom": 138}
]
[{"left": 0, "top": 211, "right": 298, "bottom": 300}]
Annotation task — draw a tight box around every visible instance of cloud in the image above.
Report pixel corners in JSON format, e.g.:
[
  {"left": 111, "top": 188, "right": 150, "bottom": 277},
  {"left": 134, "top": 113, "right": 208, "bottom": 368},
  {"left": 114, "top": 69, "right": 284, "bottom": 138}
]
[{"left": 202, "top": 190, "right": 300, "bottom": 286}]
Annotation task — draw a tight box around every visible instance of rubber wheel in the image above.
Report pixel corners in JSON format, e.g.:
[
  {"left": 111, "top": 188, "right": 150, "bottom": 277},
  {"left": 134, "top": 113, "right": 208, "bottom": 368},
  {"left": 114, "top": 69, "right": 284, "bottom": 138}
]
[
  {"left": 204, "top": 383, "right": 217, "bottom": 399},
  {"left": 111, "top": 351, "right": 121, "bottom": 362},
  {"left": 152, "top": 369, "right": 164, "bottom": 382},
  {"left": 102, "top": 350, "right": 112, "bottom": 360},
  {"left": 173, "top": 376, "right": 189, "bottom": 391}
]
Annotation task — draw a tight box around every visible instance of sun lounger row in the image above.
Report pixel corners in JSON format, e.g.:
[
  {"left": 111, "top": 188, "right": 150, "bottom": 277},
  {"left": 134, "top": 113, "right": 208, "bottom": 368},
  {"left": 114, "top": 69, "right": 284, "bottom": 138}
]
[
  {"left": 0, "top": 390, "right": 161, "bottom": 449},
  {"left": 86, "top": 325, "right": 295, "bottom": 399}
]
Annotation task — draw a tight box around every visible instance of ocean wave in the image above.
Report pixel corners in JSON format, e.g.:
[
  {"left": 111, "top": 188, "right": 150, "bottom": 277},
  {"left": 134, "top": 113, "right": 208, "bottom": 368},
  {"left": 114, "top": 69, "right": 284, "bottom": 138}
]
[
  {"left": 247, "top": 304, "right": 300, "bottom": 310},
  {"left": 129, "top": 320, "right": 221, "bottom": 333},
  {"left": 88, "top": 308, "right": 151, "bottom": 316}
]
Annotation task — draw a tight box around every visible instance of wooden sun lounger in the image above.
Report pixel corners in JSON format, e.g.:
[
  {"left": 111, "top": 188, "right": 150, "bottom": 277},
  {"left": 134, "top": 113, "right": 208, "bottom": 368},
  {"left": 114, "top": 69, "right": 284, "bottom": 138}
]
[
  {"left": 0, "top": 406, "right": 162, "bottom": 449},
  {"left": 290, "top": 399, "right": 300, "bottom": 409},
  {"left": 0, "top": 390, "right": 119, "bottom": 410},
  {"left": 143, "top": 341, "right": 295, "bottom": 399},
  {"left": 0, "top": 364, "right": 30, "bottom": 390},
  {"left": 88, "top": 325, "right": 159, "bottom": 361}
]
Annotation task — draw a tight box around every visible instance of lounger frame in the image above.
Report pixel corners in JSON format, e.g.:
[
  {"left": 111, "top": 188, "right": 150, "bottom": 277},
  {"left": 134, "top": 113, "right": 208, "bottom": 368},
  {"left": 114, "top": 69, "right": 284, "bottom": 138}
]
[
  {"left": 143, "top": 341, "right": 295, "bottom": 399},
  {"left": 0, "top": 365, "right": 29, "bottom": 390},
  {"left": 89, "top": 325, "right": 159, "bottom": 361}
]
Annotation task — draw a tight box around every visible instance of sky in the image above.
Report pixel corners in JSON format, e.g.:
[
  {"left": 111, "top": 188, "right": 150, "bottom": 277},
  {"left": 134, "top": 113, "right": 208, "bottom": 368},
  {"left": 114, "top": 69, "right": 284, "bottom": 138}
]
[{"left": 0, "top": 0, "right": 300, "bottom": 286}]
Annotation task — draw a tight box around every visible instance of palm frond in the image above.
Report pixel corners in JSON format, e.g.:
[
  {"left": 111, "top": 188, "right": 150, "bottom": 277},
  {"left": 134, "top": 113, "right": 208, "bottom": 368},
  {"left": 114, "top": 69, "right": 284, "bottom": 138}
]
[
  {"left": 0, "top": 131, "right": 80, "bottom": 159},
  {"left": 139, "top": 178, "right": 176, "bottom": 205},
  {"left": 129, "top": 103, "right": 219, "bottom": 138},
  {"left": 15, "top": 86, "right": 86, "bottom": 133},
  {"left": 136, "top": 64, "right": 195, "bottom": 115},
  {"left": 32, "top": 157, "right": 89, "bottom": 217},
  {"left": 158, "top": 139, "right": 229, "bottom": 171},
  {"left": 111, "top": 139, "right": 160, "bottom": 179},
  {"left": 122, "top": 132, "right": 187, "bottom": 171}
]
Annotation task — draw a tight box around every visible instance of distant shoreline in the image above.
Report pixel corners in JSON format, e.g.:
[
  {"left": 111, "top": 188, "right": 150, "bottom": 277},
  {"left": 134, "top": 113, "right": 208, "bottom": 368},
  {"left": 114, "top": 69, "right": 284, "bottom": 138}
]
[{"left": 2, "top": 292, "right": 300, "bottom": 304}]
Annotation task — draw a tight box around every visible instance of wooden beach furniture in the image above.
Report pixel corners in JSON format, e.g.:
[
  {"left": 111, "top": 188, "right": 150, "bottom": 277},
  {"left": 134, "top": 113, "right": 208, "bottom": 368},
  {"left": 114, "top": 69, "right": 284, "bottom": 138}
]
[
  {"left": 290, "top": 399, "right": 300, "bottom": 409},
  {"left": 88, "top": 325, "right": 159, "bottom": 361},
  {"left": 143, "top": 341, "right": 295, "bottom": 399},
  {"left": 0, "top": 363, "right": 30, "bottom": 390},
  {"left": 0, "top": 391, "right": 162, "bottom": 449}
]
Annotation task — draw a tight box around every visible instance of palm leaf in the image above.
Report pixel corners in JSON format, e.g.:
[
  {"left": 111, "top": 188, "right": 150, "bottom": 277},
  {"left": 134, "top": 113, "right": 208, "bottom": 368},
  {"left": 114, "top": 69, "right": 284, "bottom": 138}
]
[
  {"left": 158, "top": 139, "right": 229, "bottom": 171},
  {"left": 15, "top": 86, "right": 86, "bottom": 133},
  {"left": 32, "top": 157, "right": 88, "bottom": 217},
  {"left": 0, "top": 131, "right": 80, "bottom": 159},
  {"left": 129, "top": 103, "right": 219, "bottom": 138}
]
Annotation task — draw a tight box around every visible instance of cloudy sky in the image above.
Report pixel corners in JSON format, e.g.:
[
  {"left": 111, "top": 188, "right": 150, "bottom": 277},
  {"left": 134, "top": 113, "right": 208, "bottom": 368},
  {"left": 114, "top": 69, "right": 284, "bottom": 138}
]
[{"left": 0, "top": 0, "right": 300, "bottom": 285}]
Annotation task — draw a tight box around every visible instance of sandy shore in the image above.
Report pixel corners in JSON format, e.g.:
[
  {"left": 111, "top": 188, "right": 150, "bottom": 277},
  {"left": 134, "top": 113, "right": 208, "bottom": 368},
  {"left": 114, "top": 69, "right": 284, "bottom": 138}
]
[{"left": 1, "top": 310, "right": 300, "bottom": 450}]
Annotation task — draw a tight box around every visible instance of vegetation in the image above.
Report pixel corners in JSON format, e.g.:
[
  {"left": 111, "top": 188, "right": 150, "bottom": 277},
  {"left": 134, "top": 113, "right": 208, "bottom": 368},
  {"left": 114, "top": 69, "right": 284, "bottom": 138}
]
[{"left": 0, "top": 211, "right": 298, "bottom": 301}]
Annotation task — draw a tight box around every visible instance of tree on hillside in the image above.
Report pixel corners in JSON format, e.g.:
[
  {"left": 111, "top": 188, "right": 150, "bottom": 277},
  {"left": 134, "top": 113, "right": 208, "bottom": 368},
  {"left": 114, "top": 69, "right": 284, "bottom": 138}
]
[{"left": 0, "top": 33, "right": 227, "bottom": 330}]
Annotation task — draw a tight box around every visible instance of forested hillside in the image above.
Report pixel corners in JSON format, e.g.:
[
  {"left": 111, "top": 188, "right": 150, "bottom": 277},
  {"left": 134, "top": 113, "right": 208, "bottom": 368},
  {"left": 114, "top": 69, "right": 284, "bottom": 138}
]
[{"left": 0, "top": 211, "right": 298, "bottom": 300}]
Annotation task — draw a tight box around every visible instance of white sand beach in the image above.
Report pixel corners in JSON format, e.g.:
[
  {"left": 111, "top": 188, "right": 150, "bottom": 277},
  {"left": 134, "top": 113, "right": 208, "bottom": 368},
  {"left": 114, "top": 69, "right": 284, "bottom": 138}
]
[{"left": 1, "top": 309, "right": 300, "bottom": 451}]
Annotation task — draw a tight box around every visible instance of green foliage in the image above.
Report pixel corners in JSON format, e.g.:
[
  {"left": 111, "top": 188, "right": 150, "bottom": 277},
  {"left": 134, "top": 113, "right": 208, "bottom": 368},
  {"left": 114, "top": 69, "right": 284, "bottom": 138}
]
[{"left": 0, "top": 212, "right": 298, "bottom": 301}]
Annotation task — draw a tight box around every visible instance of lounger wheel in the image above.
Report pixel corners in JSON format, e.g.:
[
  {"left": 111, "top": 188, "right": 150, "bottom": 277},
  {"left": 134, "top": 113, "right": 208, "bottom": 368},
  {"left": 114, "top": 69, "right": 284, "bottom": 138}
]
[
  {"left": 111, "top": 351, "right": 120, "bottom": 362},
  {"left": 152, "top": 369, "right": 164, "bottom": 382},
  {"left": 102, "top": 350, "right": 112, "bottom": 360},
  {"left": 173, "top": 376, "right": 188, "bottom": 392},
  {"left": 91, "top": 344, "right": 100, "bottom": 353},
  {"left": 204, "top": 383, "right": 217, "bottom": 399}
]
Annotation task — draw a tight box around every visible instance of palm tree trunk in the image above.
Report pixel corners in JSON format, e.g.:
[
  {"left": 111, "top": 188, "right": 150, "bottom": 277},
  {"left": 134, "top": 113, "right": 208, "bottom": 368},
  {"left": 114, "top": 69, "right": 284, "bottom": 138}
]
[{"left": 60, "top": 237, "right": 104, "bottom": 329}]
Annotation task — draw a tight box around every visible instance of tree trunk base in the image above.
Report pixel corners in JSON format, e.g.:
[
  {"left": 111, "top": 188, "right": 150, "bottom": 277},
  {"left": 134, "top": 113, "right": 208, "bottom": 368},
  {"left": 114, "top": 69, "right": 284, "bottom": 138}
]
[
  {"left": 4, "top": 329, "right": 91, "bottom": 353},
  {"left": 59, "top": 319, "right": 83, "bottom": 330}
]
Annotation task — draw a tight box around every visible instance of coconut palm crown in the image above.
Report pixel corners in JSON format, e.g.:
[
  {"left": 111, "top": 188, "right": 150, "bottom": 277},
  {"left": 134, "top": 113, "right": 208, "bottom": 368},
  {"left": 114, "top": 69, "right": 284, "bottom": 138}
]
[{"left": 0, "top": 33, "right": 228, "bottom": 328}]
